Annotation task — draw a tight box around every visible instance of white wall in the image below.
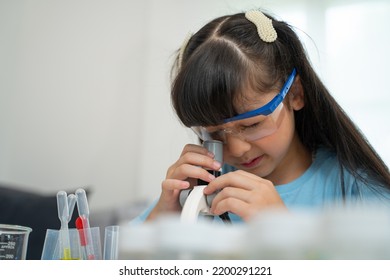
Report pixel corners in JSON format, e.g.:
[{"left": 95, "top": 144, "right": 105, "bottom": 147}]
[
  {"left": 0, "top": 0, "right": 389, "bottom": 213},
  {"left": 0, "top": 0, "right": 150, "bottom": 211}
]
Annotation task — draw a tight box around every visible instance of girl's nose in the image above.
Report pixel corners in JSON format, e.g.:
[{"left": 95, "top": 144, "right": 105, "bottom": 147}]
[{"left": 224, "top": 134, "right": 251, "bottom": 158}]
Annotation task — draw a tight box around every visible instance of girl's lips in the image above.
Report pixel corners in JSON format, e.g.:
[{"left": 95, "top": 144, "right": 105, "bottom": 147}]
[{"left": 241, "top": 155, "right": 263, "bottom": 168}]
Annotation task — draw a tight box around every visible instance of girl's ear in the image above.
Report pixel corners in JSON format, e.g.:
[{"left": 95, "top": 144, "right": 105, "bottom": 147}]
[{"left": 289, "top": 75, "right": 305, "bottom": 111}]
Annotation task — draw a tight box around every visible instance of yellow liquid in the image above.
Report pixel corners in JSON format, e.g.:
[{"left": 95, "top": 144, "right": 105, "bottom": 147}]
[{"left": 62, "top": 248, "right": 72, "bottom": 260}]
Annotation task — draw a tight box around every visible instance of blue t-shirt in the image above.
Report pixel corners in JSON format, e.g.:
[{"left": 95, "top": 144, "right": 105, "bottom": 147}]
[
  {"left": 131, "top": 147, "right": 390, "bottom": 224},
  {"left": 274, "top": 148, "right": 390, "bottom": 208}
]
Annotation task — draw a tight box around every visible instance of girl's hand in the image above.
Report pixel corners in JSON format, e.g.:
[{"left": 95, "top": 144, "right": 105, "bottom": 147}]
[
  {"left": 147, "top": 144, "right": 222, "bottom": 221},
  {"left": 203, "top": 170, "right": 286, "bottom": 221}
]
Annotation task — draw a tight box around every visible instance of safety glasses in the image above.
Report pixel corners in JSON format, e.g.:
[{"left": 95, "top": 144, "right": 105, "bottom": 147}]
[{"left": 192, "top": 68, "right": 296, "bottom": 143}]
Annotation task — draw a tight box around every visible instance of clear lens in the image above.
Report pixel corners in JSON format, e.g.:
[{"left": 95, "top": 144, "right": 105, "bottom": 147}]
[{"left": 192, "top": 102, "right": 285, "bottom": 143}]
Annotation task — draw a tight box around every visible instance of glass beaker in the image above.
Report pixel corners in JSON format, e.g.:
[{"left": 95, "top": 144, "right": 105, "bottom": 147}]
[{"left": 0, "top": 224, "right": 32, "bottom": 260}]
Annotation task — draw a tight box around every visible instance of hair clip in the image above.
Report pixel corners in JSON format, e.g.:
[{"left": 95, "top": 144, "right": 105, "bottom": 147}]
[
  {"left": 245, "top": 10, "right": 277, "bottom": 43},
  {"left": 178, "top": 32, "right": 192, "bottom": 69}
]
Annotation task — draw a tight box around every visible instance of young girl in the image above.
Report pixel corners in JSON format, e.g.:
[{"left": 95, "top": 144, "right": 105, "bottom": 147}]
[{"left": 137, "top": 9, "right": 390, "bottom": 223}]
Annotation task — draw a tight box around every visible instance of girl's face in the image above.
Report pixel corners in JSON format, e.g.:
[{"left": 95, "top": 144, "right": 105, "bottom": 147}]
[{"left": 221, "top": 81, "right": 308, "bottom": 185}]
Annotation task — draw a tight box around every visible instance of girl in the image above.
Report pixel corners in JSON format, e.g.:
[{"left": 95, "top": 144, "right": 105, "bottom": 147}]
[{"left": 138, "top": 9, "right": 390, "bottom": 223}]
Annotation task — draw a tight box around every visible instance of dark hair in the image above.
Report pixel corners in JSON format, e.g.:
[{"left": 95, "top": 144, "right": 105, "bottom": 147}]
[{"left": 171, "top": 11, "right": 390, "bottom": 189}]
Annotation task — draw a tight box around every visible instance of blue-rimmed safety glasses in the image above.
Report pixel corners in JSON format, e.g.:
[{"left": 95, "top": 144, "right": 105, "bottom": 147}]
[{"left": 192, "top": 68, "right": 297, "bottom": 143}]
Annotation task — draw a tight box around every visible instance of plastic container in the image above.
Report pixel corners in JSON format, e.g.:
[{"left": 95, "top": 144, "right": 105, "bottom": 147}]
[
  {"left": 41, "top": 227, "right": 102, "bottom": 260},
  {"left": 320, "top": 204, "right": 390, "bottom": 259},
  {"left": 103, "top": 225, "right": 120, "bottom": 260},
  {"left": 247, "top": 209, "right": 321, "bottom": 259}
]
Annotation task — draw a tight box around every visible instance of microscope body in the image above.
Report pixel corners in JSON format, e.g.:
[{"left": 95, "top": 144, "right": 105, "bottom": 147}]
[{"left": 179, "top": 140, "right": 222, "bottom": 223}]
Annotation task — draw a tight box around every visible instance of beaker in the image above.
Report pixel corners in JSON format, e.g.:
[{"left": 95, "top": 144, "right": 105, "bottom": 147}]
[{"left": 0, "top": 224, "right": 32, "bottom": 260}]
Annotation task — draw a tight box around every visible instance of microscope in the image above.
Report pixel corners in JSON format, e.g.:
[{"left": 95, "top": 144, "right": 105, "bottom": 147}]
[{"left": 179, "top": 140, "right": 229, "bottom": 223}]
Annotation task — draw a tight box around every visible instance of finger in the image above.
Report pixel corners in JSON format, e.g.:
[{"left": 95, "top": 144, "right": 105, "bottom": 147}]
[
  {"left": 210, "top": 187, "right": 252, "bottom": 206},
  {"left": 203, "top": 172, "right": 254, "bottom": 195},
  {"left": 211, "top": 197, "right": 257, "bottom": 221},
  {"left": 159, "top": 179, "right": 190, "bottom": 208},
  {"left": 161, "top": 179, "right": 190, "bottom": 191},
  {"left": 170, "top": 163, "right": 219, "bottom": 183},
  {"left": 168, "top": 152, "right": 220, "bottom": 180},
  {"left": 180, "top": 143, "right": 215, "bottom": 158},
  {"left": 234, "top": 169, "right": 266, "bottom": 181},
  {"left": 178, "top": 151, "right": 221, "bottom": 171},
  {"left": 211, "top": 178, "right": 281, "bottom": 206},
  {"left": 205, "top": 170, "right": 274, "bottom": 194}
]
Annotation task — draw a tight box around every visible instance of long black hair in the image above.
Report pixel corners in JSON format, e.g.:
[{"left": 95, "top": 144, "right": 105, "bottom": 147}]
[{"left": 171, "top": 11, "right": 390, "bottom": 189}]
